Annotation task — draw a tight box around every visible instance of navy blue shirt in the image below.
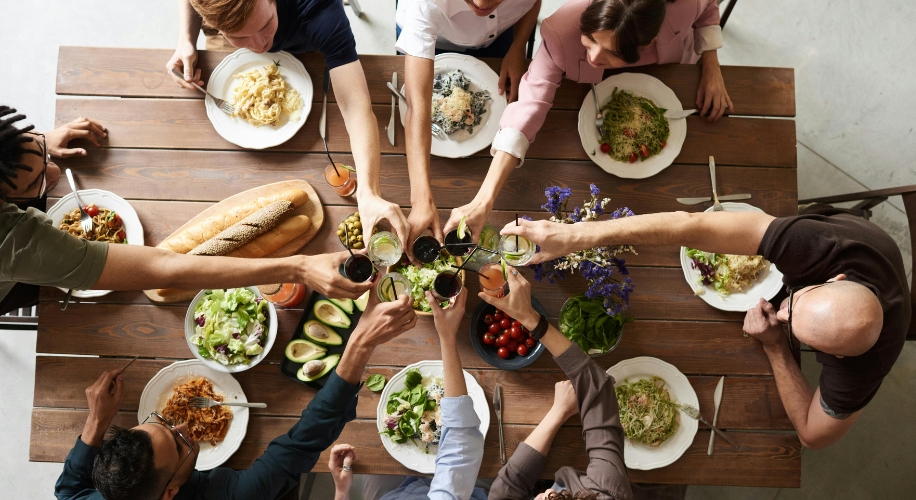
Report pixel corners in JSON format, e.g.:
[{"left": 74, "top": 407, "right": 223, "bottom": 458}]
[{"left": 270, "top": 0, "right": 359, "bottom": 70}]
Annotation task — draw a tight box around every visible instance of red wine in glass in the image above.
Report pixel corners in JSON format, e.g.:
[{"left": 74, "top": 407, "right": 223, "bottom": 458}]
[
  {"left": 413, "top": 235, "right": 442, "bottom": 264},
  {"left": 432, "top": 272, "right": 463, "bottom": 300},
  {"left": 339, "top": 254, "right": 376, "bottom": 283},
  {"left": 444, "top": 229, "right": 473, "bottom": 256}
]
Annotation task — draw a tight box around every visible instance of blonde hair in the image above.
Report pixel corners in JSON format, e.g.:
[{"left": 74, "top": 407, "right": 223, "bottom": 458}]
[{"left": 190, "top": 0, "right": 265, "bottom": 34}]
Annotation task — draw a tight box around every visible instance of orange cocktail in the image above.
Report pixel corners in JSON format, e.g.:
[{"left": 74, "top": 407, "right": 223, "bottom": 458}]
[
  {"left": 325, "top": 163, "right": 356, "bottom": 196},
  {"left": 479, "top": 262, "right": 508, "bottom": 298}
]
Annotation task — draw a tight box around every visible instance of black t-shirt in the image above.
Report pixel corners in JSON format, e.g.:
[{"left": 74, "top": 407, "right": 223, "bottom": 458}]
[
  {"left": 270, "top": 0, "right": 359, "bottom": 70},
  {"left": 758, "top": 205, "right": 910, "bottom": 414}
]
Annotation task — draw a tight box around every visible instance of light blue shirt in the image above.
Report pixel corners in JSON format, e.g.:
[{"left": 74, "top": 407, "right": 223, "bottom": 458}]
[{"left": 379, "top": 395, "right": 487, "bottom": 500}]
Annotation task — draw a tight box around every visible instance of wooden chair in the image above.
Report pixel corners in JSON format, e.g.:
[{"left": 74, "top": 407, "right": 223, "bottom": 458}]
[
  {"left": 0, "top": 304, "right": 38, "bottom": 331},
  {"left": 799, "top": 185, "right": 916, "bottom": 341}
]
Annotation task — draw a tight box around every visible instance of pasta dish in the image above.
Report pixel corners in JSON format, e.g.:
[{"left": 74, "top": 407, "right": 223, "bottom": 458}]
[
  {"left": 231, "top": 63, "right": 302, "bottom": 127},
  {"left": 432, "top": 70, "right": 490, "bottom": 135},
  {"left": 686, "top": 248, "right": 770, "bottom": 296},
  {"left": 58, "top": 205, "right": 127, "bottom": 243},
  {"left": 598, "top": 88, "right": 670, "bottom": 163},
  {"left": 160, "top": 378, "right": 233, "bottom": 445},
  {"left": 616, "top": 376, "right": 680, "bottom": 446}
]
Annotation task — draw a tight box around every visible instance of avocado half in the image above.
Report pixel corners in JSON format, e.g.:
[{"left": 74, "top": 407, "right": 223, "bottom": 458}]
[
  {"left": 297, "top": 354, "right": 341, "bottom": 382},
  {"left": 329, "top": 298, "right": 354, "bottom": 314},
  {"left": 314, "top": 300, "right": 351, "bottom": 328},
  {"left": 303, "top": 320, "right": 343, "bottom": 346},
  {"left": 354, "top": 290, "right": 370, "bottom": 312},
  {"left": 285, "top": 339, "right": 327, "bottom": 363}
]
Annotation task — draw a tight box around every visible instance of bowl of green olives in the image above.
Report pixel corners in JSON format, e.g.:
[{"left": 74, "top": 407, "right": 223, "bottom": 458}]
[{"left": 337, "top": 212, "right": 378, "bottom": 250}]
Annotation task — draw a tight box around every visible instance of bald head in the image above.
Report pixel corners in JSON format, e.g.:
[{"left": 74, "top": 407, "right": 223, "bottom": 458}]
[{"left": 791, "top": 280, "right": 883, "bottom": 356}]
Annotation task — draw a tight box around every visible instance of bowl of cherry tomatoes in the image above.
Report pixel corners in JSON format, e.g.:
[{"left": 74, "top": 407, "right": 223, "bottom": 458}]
[{"left": 470, "top": 298, "right": 547, "bottom": 370}]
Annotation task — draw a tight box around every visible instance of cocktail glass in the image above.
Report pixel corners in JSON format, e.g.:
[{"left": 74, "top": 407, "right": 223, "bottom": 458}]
[
  {"left": 479, "top": 262, "right": 509, "bottom": 298},
  {"left": 499, "top": 234, "right": 536, "bottom": 266},
  {"left": 444, "top": 228, "right": 474, "bottom": 256},
  {"left": 412, "top": 234, "right": 442, "bottom": 264},
  {"left": 325, "top": 163, "right": 356, "bottom": 197},
  {"left": 432, "top": 271, "right": 463, "bottom": 301},
  {"left": 377, "top": 272, "right": 412, "bottom": 303},
  {"left": 367, "top": 231, "right": 403, "bottom": 268},
  {"left": 338, "top": 254, "right": 377, "bottom": 283},
  {"left": 477, "top": 223, "right": 500, "bottom": 253}
]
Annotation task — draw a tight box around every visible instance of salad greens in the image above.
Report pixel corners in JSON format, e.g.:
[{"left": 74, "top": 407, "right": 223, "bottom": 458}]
[
  {"left": 392, "top": 254, "right": 457, "bottom": 312},
  {"left": 192, "top": 288, "right": 269, "bottom": 366},
  {"left": 559, "top": 294, "right": 629, "bottom": 354},
  {"left": 367, "top": 374, "right": 387, "bottom": 392},
  {"left": 380, "top": 368, "right": 442, "bottom": 451},
  {"left": 616, "top": 376, "right": 680, "bottom": 446},
  {"left": 686, "top": 248, "right": 729, "bottom": 293}
]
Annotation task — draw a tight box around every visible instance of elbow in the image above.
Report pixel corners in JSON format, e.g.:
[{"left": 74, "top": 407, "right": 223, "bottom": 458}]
[{"left": 798, "top": 431, "right": 840, "bottom": 450}]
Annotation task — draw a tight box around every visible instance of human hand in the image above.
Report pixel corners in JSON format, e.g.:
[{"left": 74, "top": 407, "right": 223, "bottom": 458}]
[
  {"left": 357, "top": 193, "right": 410, "bottom": 256},
  {"left": 549, "top": 380, "right": 578, "bottom": 421},
  {"left": 498, "top": 44, "right": 527, "bottom": 102},
  {"left": 166, "top": 40, "right": 204, "bottom": 90},
  {"left": 300, "top": 252, "right": 373, "bottom": 299},
  {"left": 443, "top": 199, "right": 492, "bottom": 247},
  {"left": 743, "top": 298, "right": 784, "bottom": 346},
  {"left": 697, "top": 54, "right": 733, "bottom": 122},
  {"left": 328, "top": 443, "right": 355, "bottom": 499},
  {"left": 477, "top": 267, "right": 540, "bottom": 330},
  {"left": 428, "top": 288, "right": 467, "bottom": 344},
  {"left": 45, "top": 117, "right": 107, "bottom": 158},
  {"left": 82, "top": 369, "right": 124, "bottom": 446},
  {"left": 349, "top": 282, "right": 418, "bottom": 349},
  {"left": 499, "top": 219, "right": 581, "bottom": 265},
  {"left": 405, "top": 198, "right": 443, "bottom": 265}
]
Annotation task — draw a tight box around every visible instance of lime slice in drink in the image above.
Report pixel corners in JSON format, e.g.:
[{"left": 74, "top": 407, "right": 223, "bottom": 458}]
[
  {"left": 501, "top": 258, "right": 508, "bottom": 279},
  {"left": 457, "top": 215, "right": 468, "bottom": 239},
  {"left": 339, "top": 164, "right": 356, "bottom": 172}
]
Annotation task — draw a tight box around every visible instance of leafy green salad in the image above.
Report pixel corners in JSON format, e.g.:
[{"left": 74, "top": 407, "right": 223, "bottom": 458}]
[
  {"left": 192, "top": 288, "right": 269, "bottom": 366},
  {"left": 380, "top": 368, "right": 444, "bottom": 452},
  {"left": 560, "top": 295, "right": 629, "bottom": 354},
  {"left": 392, "top": 254, "right": 457, "bottom": 312}
]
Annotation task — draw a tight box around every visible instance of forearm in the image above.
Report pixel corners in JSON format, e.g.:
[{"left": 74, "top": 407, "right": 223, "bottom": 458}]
[
  {"left": 473, "top": 151, "right": 517, "bottom": 208},
  {"left": 332, "top": 63, "right": 382, "bottom": 199},
  {"left": 701, "top": 50, "right": 721, "bottom": 73},
  {"left": 336, "top": 341, "right": 374, "bottom": 386},
  {"left": 510, "top": 0, "right": 541, "bottom": 50},
  {"left": 178, "top": 0, "right": 202, "bottom": 44},
  {"left": 441, "top": 338, "right": 468, "bottom": 397},
  {"left": 80, "top": 415, "right": 109, "bottom": 448},
  {"left": 404, "top": 56, "right": 434, "bottom": 205},
  {"left": 763, "top": 342, "right": 816, "bottom": 437},
  {"left": 522, "top": 407, "right": 566, "bottom": 456},
  {"left": 514, "top": 309, "right": 573, "bottom": 357}
]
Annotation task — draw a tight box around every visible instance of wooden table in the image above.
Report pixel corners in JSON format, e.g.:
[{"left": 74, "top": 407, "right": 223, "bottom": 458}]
[{"left": 31, "top": 47, "right": 800, "bottom": 487}]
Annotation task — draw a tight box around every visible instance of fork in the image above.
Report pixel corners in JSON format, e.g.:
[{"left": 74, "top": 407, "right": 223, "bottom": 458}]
[
  {"left": 591, "top": 83, "right": 604, "bottom": 137},
  {"left": 680, "top": 404, "right": 739, "bottom": 449},
  {"left": 170, "top": 68, "right": 235, "bottom": 115},
  {"left": 386, "top": 82, "right": 446, "bottom": 139},
  {"left": 64, "top": 169, "right": 93, "bottom": 235},
  {"left": 188, "top": 397, "right": 266, "bottom": 409},
  {"left": 709, "top": 156, "right": 723, "bottom": 212}
]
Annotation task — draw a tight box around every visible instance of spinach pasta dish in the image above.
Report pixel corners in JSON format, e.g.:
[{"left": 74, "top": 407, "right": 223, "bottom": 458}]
[
  {"left": 431, "top": 70, "right": 490, "bottom": 135},
  {"left": 598, "top": 88, "right": 670, "bottom": 163},
  {"left": 616, "top": 376, "right": 680, "bottom": 446}
]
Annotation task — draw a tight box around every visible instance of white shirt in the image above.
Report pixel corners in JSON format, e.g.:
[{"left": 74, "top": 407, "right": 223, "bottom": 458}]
[{"left": 395, "top": 0, "right": 540, "bottom": 60}]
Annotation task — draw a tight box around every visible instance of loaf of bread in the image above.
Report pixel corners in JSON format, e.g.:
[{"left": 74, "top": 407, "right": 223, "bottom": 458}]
[
  {"left": 226, "top": 215, "right": 311, "bottom": 258},
  {"left": 158, "top": 188, "right": 309, "bottom": 254},
  {"left": 189, "top": 201, "right": 293, "bottom": 256}
]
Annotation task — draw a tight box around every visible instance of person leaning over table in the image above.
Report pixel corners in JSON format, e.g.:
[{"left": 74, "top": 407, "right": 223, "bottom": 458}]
[
  {"left": 443, "top": 0, "right": 731, "bottom": 241},
  {"left": 166, "top": 0, "right": 410, "bottom": 247},
  {"left": 0, "top": 105, "right": 372, "bottom": 315},
  {"left": 499, "top": 205, "right": 910, "bottom": 450},
  {"left": 54, "top": 290, "right": 418, "bottom": 500},
  {"left": 330, "top": 289, "right": 488, "bottom": 500},
  {"left": 395, "top": 0, "right": 541, "bottom": 262}
]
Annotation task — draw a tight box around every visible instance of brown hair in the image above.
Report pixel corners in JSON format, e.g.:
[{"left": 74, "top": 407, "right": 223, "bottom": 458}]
[
  {"left": 579, "top": 0, "right": 673, "bottom": 64},
  {"left": 190, "top": 0, "right": 265, "bottom": 34},
  {"left": 544, "top": 490, "right": 599, "bottom": 500}
]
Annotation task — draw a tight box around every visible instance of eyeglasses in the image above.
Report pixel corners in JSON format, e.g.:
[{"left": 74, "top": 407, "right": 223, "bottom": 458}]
[
  {"left": 4, "top": 133, "right": 54, "bottom": 203},
  {"left": 141, "top": 411, "right": 193, "bottom": 497},
  {"left": 786, "top": 282, "right": 832, "bottom": 350}
]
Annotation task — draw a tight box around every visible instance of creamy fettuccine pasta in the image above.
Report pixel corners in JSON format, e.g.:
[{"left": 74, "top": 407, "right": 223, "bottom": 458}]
[{"left": 231, "top": 63, "right": 302, "bottom": 127}]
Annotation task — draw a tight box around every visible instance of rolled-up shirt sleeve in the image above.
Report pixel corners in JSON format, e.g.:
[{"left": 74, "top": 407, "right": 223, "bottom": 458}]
[
  {"left": 692, "top": 0, "right": 723, "bottom": 54},
  {"left": 429, "top": 395, "right": 485, "bottom": 500},
  {"left": 394, "top": 0, "right": 438, "bottom": 59}
]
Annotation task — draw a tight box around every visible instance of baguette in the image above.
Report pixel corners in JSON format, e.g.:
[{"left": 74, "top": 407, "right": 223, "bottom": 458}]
[
  {"left": 226, "top": 215, "right": 312, "bottom": 258},
  {"left": 189, "top": 201, "right": 293, "bottom": 256},
  {"left": 158, "top": 188, "right": 309, "bottom": 254}
]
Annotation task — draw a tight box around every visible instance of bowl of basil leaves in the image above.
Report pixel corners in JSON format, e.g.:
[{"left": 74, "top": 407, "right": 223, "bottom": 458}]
[{"left": 559, "top": 294, "right": 629, "bottom": 356}]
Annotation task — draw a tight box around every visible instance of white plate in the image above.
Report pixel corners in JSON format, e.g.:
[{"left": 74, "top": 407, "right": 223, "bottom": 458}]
[
  {"left": 46, "top": 189, "right": 144, "bottom": 298},
  {"left": 137, "top": 359, "right": 248, "bottom": 471},
  {"left": 399, "top": 53, "right": 507, "bottom": 158},
  {"left": 679, "top": 202, "right": 784, "bottom": 311},
  {"left": 607, "top": 356, "right": 698, "bottom": 470},
  {"left": 185, "top": 287, "right": 278, "bottom": 373},
  {"left": 376, "top": 360, "right": 490, "bottom": 474},
  {"left": 207, "top": 49, "right": 313, "bottom": 149},
  {"left": 578, "top": 73, "right": 686, "bottom": 179}
]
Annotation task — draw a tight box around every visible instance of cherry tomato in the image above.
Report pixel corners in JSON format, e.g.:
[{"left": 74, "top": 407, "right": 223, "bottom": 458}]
[
  {"left": 116, "top": 230, "right": 127, "bottom": 242},
  {"left": 509, "top": 326, "right": 521, "bottom": 339},
  {"left": 499, "top": 318, "right": 511, "bottom": 329},
  {"left": 497, "top": 347, "right": 511, "bottom": 359},
  {"left": 483, "top": 314, "right": 494, "bottom": 324},
  {"left": 511, "top": 320, "right": 522, "bottom": 329},
  {"left": 493, "top": 312, "right": 504, "bottom": 323},
  {"left": 521, "top": 325, "right": 529, "bottom": 333},
  {"left": 623, "top": 128, "right": 635, "bottom": 138},
  {"left": 494, "top": 308, "right": 502, "bottom": 315},
  {"left": 107, "top": 213, "right": 122, "bottom": 228},
  {"left": 497, "top": 334, "right": 510, "bottom": 347},
  {"left": 525, "top": 338, "right": 537, "bottom": 349},
  {"left": 629, "top": 152, "right": 638, "bottom": 163},
  {"left": 508, "top": 340, "right": 520, "bottom": 352},
  {"left": 488, "top": 323, "right": 501, "bottom": 334},
  {"left": 482, "top": 334, "right": 495, "bottom": 346},
  {"left": 639, "top": 144, "right": 650, "bottom": 158},
  {"left": 516, "top": 344, "right": 529, "bottom": 356},
  {"left": 660, "top": 141, "right": 667, "bottom": 148},
  {"left": 502, "top": 329, "right": 510, "bottom": 339},
  {"left": 599, "top": 142, "right": 611, "bottom": 154},
  {"left": 83, "top": 205, "right": 99, "bottom": 217}
]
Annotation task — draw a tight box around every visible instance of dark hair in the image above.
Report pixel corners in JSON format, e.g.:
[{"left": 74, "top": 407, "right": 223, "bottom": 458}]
[
  {"left": 92, "top": 426, "right": 171, "bottom": 500},
  {"left": 0, "top": 105, "right": 39, "bottom": 193},
  {"left": 579, "top": 0, "right": 673, "bottom": 64},
  {"left": 545, "top": 490, "right": 599, "bottom": 500}
]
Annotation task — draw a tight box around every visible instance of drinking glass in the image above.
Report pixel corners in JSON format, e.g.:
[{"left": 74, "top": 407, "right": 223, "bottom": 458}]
[
  {"left": 325, "top": 163, "right": 356, "bottom": 197},
  {"left": 367, "top": 231, "right": 403, "bottom": 268},
  {"left": 479, "top": 262, "right": 509, "bottom": 298},
  {"left": 499, "top": 234, "right": 536, "bottom": 266},
  {"left": 377, "top": 272, "right": 412, "bottom": 302}
]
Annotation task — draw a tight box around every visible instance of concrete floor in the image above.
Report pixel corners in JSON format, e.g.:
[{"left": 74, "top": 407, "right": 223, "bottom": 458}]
[{"left": 2, "top": 0, "right": 915, "bottom": 498}]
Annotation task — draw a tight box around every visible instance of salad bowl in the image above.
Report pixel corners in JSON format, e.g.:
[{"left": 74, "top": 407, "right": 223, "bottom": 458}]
[
  {"left": 185, "top": 287, "right": 278, "bottom": 373},
  {"left": 386, "top": 255, "right": 464, "bottom": 317}
]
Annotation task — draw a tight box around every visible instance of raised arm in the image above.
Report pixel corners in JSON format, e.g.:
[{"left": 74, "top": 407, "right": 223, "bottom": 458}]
[
  {"left": 501, "top": 210, "right": 776, "bottom": 265},
  {"left": 166, "top": 0, "right": 204, "bottom": 89}
]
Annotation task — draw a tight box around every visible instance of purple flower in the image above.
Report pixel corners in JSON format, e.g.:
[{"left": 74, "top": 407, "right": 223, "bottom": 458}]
[{"left": 590, "top": 184, "right": 600, "bottom": 197}]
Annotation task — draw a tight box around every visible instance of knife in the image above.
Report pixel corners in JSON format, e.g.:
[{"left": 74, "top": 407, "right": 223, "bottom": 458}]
[
  {"left": 676, "top": 193, "right": 751, "bottom": 205},
  {"left": 665, "top": 108, "right": 696, "bottom": 120},
  {"left": 494, "top": 383, "right": 505, "bottom": 464},
  {"left": 388, "top": 72, "right": 397, "bottom": 146},
  {"left": 707, "top": 376, "right": 725, "bottom": 455}
]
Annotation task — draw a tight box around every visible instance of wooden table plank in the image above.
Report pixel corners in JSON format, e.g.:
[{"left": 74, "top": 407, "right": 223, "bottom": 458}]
[
  {"left": 55, "top": 98, "right": 798, "bottom": 167},
  {"left": 30, "top": 409, "right": 800, "bottom": 487},
  {"left": 57, "top": 47, "right": 795, "bottom": 117}
]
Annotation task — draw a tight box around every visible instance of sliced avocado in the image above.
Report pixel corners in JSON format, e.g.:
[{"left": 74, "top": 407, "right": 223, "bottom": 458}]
[
  {"left": 329, "top": 298, "right": 354, "bottom": 314},
  {"left": 285, "top": 339, "right": 327, "bottom": 363},
  {"left": 314, "top": 300, "right": 352, "bottom": 328},
  {"left": 303, "top": 320, "right": 343, "bottom": 346},
  {"left": 297, "top": 354, "right": 341, "bottom": 382},
  {"left": 354, "top": 290, "right": 370, "bottom": 312}
]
